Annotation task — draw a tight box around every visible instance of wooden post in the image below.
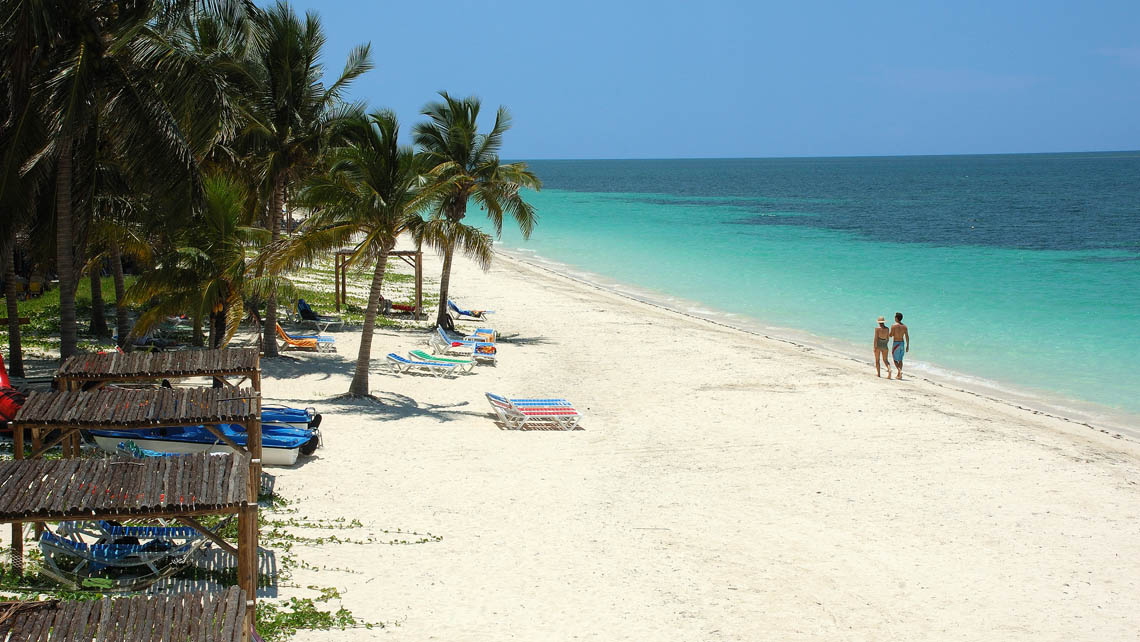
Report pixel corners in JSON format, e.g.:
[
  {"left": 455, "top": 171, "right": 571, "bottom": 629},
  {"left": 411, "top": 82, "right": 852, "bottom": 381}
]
[
  {"left": 334, "top": 254, "right": 341, "bottom": 313},
  {"left": 11, "top": 422, "right": 22, "bottom": 575},
  {"left": 339, "top": 254, "right": 347, "bottom": 308},
  {"left": 238, "top": 502, "right": 258, "bottom": 637},
  {"left": 415, "top": 250, "right": 423, "bottom": 320}
]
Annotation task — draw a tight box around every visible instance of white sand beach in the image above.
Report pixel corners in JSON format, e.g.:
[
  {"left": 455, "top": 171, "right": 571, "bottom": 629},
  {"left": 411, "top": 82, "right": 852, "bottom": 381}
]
[{"left": 250, "top": 250, "right": 1139, "bottom": 641}]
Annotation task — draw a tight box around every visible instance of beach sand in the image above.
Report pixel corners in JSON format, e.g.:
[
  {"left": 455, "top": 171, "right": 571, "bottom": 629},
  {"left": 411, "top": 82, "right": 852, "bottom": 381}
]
[{"left": 250, "top": 248, "right": 1140, "bottom": 641}]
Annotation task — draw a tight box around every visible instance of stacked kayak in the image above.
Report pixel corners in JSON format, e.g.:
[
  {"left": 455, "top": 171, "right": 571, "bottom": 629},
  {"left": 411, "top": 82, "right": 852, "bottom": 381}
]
[{"left": 88, "top": 405, "right": 322, "bottom": 466}]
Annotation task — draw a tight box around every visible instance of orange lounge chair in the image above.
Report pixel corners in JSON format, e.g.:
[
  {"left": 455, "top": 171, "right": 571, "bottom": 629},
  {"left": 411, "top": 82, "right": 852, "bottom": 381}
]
[{"left": 276, "top": 324, "right": 336, "bottom": 353}]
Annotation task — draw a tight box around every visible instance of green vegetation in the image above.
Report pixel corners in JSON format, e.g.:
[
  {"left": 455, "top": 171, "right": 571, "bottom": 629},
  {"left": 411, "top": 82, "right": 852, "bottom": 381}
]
[
  {"left": 0, "top": 1, "right": 530, "bottom": 638},
  {"left": 0, "top": 489, "right": 436, "bottom": 639},
  {"left": 0, "top": 276, "right": 137, "bottom": 354}
]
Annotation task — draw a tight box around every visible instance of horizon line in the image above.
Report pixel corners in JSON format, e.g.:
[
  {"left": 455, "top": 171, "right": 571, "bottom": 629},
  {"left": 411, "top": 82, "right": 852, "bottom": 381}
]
[{"left": 506, "top": 149, "right": 1140, "bottom": 162}]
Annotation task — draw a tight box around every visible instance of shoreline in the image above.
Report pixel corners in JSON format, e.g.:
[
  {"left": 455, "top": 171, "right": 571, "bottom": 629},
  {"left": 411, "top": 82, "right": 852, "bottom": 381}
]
[
  {"left": 492, "top": 247, "right": 1140, "bottom": 441},
  {"left": 256, "top": 246, "right": 1140, "bottom": 640}
]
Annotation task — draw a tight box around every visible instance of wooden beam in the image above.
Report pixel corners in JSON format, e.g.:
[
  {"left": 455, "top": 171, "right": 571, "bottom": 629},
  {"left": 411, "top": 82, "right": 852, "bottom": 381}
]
[
  {"left": 0, "top": 505, "right": 241, "bottom": 525},
  {"left": 201, "top": 423, "right": 246, "bottom": 454},
  {"left": 10, "top": 425, "right": 22, "bottom": 576},
  {"left": 415, "top": 250, "right": 423, "bottom": 320},
  {"left": 26, "top": 425, "right": 78, "bottom": 459},
  {"left": 175, "top": 516, "right": 239, "bottom": 558}
]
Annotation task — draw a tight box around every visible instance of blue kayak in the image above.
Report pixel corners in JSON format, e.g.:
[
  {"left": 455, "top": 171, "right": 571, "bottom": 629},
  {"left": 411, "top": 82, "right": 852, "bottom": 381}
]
[{"left": 88, "top": 422, "right": 319, "bottom": 466}]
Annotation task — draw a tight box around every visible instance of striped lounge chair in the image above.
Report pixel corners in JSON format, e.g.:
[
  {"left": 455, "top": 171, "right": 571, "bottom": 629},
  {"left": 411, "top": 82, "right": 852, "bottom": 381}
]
[
  {"left": 385, "top": 353, "right": 457, "bottom": 378},
  {"left": 408, "top": 349, "right": 476, "bottom": 373},
  {"left": 485, "top": 393, "right": 582, "bottom": 430}
]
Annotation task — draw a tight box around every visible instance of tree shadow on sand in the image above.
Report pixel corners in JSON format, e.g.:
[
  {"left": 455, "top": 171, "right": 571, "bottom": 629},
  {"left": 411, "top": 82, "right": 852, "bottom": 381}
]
[
  {"left": 316, "top": 390, "right": 490, "bottom": 424},
  {"left": 259, "top": 352, "right": 354, "bottom": 383}
]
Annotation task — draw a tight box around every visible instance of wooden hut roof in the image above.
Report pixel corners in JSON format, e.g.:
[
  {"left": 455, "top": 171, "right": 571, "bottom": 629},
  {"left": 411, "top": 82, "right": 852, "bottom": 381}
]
[
  {"left": 0, "top": 587, "right": 247, "bottom": 641},
  {"left": 56, "top": 348, "right": 259, "bottom": 382},
  {"left": 13, "top": 387, "right": 258, "bottom": 428},
  {"left": 0, "top": 452, "right": 249, "bottom": 522}
]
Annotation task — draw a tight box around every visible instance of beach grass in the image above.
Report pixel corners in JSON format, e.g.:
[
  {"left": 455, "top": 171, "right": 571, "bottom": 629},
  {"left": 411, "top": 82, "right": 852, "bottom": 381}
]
[{"left": 0, "top": 275, "right": 136, "bottom": 354}]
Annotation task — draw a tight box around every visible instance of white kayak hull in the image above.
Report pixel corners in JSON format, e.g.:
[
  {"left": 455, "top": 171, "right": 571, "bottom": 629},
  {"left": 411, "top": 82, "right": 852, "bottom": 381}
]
[{"left": 91, "top": 434, "right": 300, "bottom": 467}]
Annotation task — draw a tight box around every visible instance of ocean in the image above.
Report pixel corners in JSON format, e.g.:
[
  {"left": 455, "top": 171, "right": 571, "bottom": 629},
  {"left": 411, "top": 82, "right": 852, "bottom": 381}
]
[{"left": 484, "top": 154, "right": 1140, "bottom": 426}]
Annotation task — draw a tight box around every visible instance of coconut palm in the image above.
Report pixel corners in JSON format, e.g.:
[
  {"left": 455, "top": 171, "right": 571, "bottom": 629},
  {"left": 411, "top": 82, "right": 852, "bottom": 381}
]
[
  {"left": 241, "top": 1, "right": 372, "bottom": 357},
  {"left": 286, "top": 111, "right": 447, "bottom": 397},
  {"left": 23, "top": 0, "right": 209, "bottom": 359},
  {"left": 127, "top": 172, "right": 267, "bottom": 348},
  {"left": 412, "top": 92, "right": 542, "bottom": 326}
]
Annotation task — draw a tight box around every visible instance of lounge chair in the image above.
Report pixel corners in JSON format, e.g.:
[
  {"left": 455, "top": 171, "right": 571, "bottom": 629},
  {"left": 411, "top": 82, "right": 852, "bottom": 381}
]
[
  {"left": 295, "top": 298, "right": 342, "bottom": 332},
  {"left": 380, "top": 296, "right": 417, "bottom": 314},
  {"left": 484, "top": 393, "right": 582, "bottom": 430},
  {"left": 429, "top": 326, "right": 497, "bottom": 363},
  {"left": 26, "top": 274, "right": 44, "bottom": 298},
  {"left": 385, "top": 353, "right": 457, "bottom": 378},
  {"left": 408, "top": 349, "right": 476, "bottom": 373},
  {"left": 448, "top": 300, "right": 492, "bottom": 321},
  {"left": 39, "top": 515, "right": 230, "bottom": 592},
  {"left": 276, "top": 323, "right": 336, "bottom": 352}
]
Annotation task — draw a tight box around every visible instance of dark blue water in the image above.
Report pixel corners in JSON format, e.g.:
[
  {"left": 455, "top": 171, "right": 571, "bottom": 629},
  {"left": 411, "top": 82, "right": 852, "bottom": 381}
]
[{"left": 526, "top": 154, "right": 1140, "bottom": 252}]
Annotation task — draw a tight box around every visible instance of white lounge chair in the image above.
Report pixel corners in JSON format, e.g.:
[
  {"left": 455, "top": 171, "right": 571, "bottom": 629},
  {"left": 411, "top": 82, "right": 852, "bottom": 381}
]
[
  {"left": 408, "top": 349, "right": 476, "bottom": 373},
  {"left": 385, "top": 353, "right": 457, "bottom": 378},
  {"left": 484, "top": 393, "right": 582, "bottom": 430},
  {"left": 430, "top": 327, "right": 497, "bottom": 363}
]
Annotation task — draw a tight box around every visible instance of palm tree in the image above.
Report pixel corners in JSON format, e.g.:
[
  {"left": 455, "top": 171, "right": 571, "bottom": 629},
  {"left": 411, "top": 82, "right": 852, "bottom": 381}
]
[
  {"left": 287, "top": 111, "right": 442, "bottom": 397},
  {"left": 127, "top": 172, "right": 266, "bottom": 348},
  {"left": 412, "top": 92, "right": 542, "bottom": 326},
  {"left": 241, "top": 1, "right": 372, "bottom": 357},
  {"left": 27, "top": 0, "right": 204, "bottom": 359}
]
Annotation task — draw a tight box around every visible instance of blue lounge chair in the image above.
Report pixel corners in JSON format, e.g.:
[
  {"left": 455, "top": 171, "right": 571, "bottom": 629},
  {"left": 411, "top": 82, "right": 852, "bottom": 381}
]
[
  {"left": 295, "top": 298, "right": 342, "bottom": 332},
  {"left": 448, "top": 300, "right": 492, "bottom": 321},
  {"left": 39, "top": 515, "right": 231, "bottom": 592}
]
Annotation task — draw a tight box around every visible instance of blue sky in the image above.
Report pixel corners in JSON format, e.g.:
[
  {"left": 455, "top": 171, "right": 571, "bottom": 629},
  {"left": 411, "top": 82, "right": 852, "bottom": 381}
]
[{"left": 290, "top": 0, "right": 1140, "bottom": 159}]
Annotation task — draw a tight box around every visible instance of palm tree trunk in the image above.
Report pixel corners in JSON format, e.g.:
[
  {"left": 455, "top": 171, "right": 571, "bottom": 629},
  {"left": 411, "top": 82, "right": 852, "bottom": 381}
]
[
  {"left": 56, "top": 137, "right": 78, "bottom": 359},
  {"left": 88, "top": 263, "right": 109, "bottom": 337},
  {"left": 110, "top": 243, "right": 129, "bottom": 348},
  {"left": 192, "top": 312, "right": 204, "bottom": 347},
  {"left": 262, "top": 173, "right": 284, "bottom": 358},
  {"left": 210, "top": 306, "right": 225, "bottom": 349},
  {"left": 435, "top": 241, "right": 454, "bottom": 327},
  {"left": 349, "top": 249, "right": 391, "bottom": 397},
  {"left": 3, "top": 232, "right": 24, "bottom": 377}
]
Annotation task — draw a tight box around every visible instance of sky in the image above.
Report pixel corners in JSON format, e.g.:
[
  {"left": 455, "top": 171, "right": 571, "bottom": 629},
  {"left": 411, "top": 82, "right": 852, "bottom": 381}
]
[{"left": 289, "top": 0, "right": 1140, "bottom": 160}]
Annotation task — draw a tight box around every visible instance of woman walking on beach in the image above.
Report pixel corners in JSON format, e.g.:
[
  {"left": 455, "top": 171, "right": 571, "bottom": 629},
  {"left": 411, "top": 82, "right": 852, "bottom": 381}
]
[{"left": 873, "top": 316, "right": 892, "bottom": 378}]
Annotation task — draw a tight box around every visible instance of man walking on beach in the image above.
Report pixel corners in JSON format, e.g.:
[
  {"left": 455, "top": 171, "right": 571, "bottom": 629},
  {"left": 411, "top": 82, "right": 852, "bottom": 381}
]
[{"left": 890, "top": 312, "right": 909, "bottom": 379}]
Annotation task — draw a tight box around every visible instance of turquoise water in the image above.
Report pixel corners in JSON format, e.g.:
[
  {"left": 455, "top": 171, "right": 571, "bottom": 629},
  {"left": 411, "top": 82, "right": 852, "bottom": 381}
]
[{"left": 482, "top": 155, "right": 1140, "bottom": 420}]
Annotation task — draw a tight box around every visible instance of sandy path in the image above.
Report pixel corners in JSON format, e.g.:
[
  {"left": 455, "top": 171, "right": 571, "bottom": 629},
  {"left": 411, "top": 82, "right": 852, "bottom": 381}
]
[{"left": 258, "top": 250, "right": 1140, "bottom": 641}]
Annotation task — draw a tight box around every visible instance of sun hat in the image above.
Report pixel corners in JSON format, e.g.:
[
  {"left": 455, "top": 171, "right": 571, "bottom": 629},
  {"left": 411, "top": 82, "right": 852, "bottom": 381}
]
[{"left": 877, "top": 316, "right": 886, "bottom": 323}]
